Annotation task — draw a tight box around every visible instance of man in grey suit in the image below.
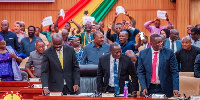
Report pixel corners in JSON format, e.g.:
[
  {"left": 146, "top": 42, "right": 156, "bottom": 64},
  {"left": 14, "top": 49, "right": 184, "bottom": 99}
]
[{"left": 41, "top": 33, "right": 80, "bottom": 95}]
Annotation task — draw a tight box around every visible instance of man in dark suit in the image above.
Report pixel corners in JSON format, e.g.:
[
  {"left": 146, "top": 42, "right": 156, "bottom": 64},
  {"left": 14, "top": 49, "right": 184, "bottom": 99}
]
[
  {"left": 164, "top": 29, "right": 182, "bottom": 53},
  {"left": 194, "top": 54, "right": 200, "bottom": 78},
  {"left": 137, "top": 34, "right": 179, "bottom": 97},
  {"left": 41, "top": 33, "right": 80, "bottom": 95},
  {"left": 97, "top": 43, "right": 139, "bottom": 95}
]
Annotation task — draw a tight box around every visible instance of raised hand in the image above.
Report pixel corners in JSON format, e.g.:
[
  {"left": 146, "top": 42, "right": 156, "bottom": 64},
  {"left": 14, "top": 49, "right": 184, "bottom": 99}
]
[
  {"left": 107, "top": 22, "right": 112, "bottom": 29},
  {"left": 69, "top": 19, "right": 74, "bottom": 23},
  {"left": 125, "top": 11, "right": 129, "bottom": 16}
]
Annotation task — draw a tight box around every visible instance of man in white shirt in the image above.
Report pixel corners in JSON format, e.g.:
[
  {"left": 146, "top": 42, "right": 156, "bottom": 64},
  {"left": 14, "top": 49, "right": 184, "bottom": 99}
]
[
  {"left": 138, "top": 34, "right": 179, "bottom": 97},
  {"left": 97, "top": 43, "right": 139, "bottom": 95},
  {"left": 164, "top": 29, "right": 182, "bottom": 53}
]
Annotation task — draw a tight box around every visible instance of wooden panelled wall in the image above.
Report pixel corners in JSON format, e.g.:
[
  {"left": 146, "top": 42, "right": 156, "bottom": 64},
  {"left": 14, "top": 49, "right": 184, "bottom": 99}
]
[{"left": 0, "top": 0, "right": 198, "bottom": 39}]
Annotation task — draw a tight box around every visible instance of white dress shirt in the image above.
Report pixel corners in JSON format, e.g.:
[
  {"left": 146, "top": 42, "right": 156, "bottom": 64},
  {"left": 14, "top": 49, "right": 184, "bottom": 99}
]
[
  {"left": 151, "top": 47, "right": 160, "bottom": 84},
  {"left": 56, "top": 46, "right": 66, "bottom": 85},
  {"left": 108, "top": 55, "right": 119, "bottom": 87},
  {"left": 143, "top": 43, "right": 148, "bottom": 49},
  {"left": 169, "top": 38, "right": 177, "bottom": 53}
]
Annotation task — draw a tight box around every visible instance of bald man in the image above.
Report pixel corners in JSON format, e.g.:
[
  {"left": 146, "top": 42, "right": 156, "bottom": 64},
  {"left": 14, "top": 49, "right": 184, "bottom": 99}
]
[
  {"left": 99, "top": 21, "right": 110, "bottom": 44},
  {"left": 0, "top": 20, "right": 20, "bottom": 52},
  {"left": 160, "top": 34, "right": 166, "bottom": 46},
  {"left": 187, "top": 25, "right": 194, "bottom": 37},
  {"left": 81, "top": 31, "right": 110, "bottom": 65},
  {"left": 61, "top": 29, "right": 71, "bottom": 46},
  {"left": 164, "top": 29, "right": 182, "bottom": 53},
  {"left": 125, "top": 50, "right": 137, "bottom": 65},
  {"left": 41, "top": 33, "right": 80, "bottom": 95},
  {"left": 97, "top": 43, "right": 139, "bottom": 95},
  {"left": 175, "top": 36, "right": 200, "bottom": 72}
]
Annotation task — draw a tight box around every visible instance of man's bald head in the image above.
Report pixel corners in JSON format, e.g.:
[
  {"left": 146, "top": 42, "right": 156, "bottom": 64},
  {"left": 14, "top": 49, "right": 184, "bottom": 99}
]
[
  {"left": 110, "top": 43, "right": 121, "bottom": 59},
  {"left": 52, "top": 33, "right": 62, "bottom": 41},
  {"left": 52, "top": 33, "right": 63, "bottom": 51},
  {"left": 98, "top": 21, "right": 104, "bottom": 28},
  {"left": 182, "top": 36, "right": 192, "bottom": 51},
  {"left": 61, "top": 29, "right": 69, "bottom": 41},
  {"left": 170, "top": 29, "right": 179, "bottom": 41},
  {"left": 160, "top": 34, "right": 166, "bottom": 46},
  {"left": 1, "top": 20, "right": 9, "bottom": 32},
  {"left": 182, "top": 36, "right": 191, "bottom": 42},
  {"left": 125, "top": 50, "right": 137, "bottom": 65},
  {"left": 187, "top": 25, "right": 194, "bottom": 35}
]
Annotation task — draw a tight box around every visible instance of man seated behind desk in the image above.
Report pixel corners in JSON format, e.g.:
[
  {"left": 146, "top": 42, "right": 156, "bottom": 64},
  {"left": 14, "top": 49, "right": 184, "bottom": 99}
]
[
  {"left": 81, "top": 31, "right": 110, "bottom": 65},
  {"left": 97, "top": 43, "right": 139, "bottom": 95},
  {"left": 25, "top": 40, "right": 45, "bottom": 78}
]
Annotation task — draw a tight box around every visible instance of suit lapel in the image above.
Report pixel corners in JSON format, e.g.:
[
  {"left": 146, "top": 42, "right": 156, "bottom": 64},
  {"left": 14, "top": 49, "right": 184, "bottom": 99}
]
[
  {"left": 63, "top": 45, "right": 68, "bottom": 70},
  {"left": 50, "top": 46, "right": 62, "bottom": 70},
  {"left": 158, "top": 48, "right": 164, "bottom": 76},
  {"left": 106, "top": 54, "right": 111, "bottom": 81},
  {"left": 148, "top": 48, "right": 153, "bottom": 74},
  {"left": 118, "top": 55, "right": 123, "bottom": 79},
  {"left": 166, "top": 38, "right": 170, "bottom": 48}
]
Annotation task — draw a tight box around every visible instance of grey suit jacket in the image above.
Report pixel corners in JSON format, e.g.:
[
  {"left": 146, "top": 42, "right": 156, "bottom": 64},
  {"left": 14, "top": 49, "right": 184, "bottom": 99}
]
[{"left": 41, "top": 45, "right": 80, "bottom": 93}]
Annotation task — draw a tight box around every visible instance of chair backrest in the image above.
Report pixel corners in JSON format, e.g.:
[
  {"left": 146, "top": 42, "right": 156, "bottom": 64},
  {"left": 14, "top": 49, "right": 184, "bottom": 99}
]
[
  {"left": 21, "top": 71, "right": 28, "bottom": 81},
  {"left": 79, "top": 64, "right": 98, "bottom": 77},
  {"left": 19, "top": 57, "right": 29, "bottom": 68},
  {"left": 179, "top": 76, "right": 200, "bottom": 97},
  {"left": 179, "top": 72, "right": 194, "bottom": 77}
]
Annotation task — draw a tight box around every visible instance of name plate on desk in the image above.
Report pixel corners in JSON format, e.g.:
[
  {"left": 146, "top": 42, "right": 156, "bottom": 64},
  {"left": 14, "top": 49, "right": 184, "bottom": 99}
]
[
  {"left": 29, "top": 78, "right": 40, "bottom": 82},
  {"left": 33, "top": 84, "right": 42, "bottom": 88},
  {"left": 50, "top": 92, "right": 62, "bottom": 96},
  {"left": 102, "top": 93, "right": 114, "bottom": 97},
  {"left": 150, "top": 94, "right": 166, "bottom": 99},
  {"left": 191, "top": 96, "right": 200, "bottom": 100}
]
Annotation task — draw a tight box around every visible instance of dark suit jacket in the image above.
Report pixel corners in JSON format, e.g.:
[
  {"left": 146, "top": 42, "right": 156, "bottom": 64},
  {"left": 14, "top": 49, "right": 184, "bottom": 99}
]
[
  {"left": 41, "top": 45, "right": 80, "bottom": 93},
  {"left": 106, "top": 29, "right": 118, "bottom": 42},
  {"left": 137, "top": 47, "right": 179, "bottom": 97},
  {"left": 194, "top": 54, "right": 200, "bottom": 78},
  {"left": 97, "top": 53, "right": 139, "bottom": 93},
  {"left": 164, "top": 38, "right": 182, "bottom": 52}
]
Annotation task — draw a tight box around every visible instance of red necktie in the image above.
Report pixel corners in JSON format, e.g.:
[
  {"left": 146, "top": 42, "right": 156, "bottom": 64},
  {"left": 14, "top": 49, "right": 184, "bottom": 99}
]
[{"left": 151, "top": 52, "right": 158, "bottom": 82}]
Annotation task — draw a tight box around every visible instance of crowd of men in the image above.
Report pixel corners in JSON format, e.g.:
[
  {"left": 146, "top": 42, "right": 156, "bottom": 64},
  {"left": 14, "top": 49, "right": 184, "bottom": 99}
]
[{"left": 0, "top": 11, "right": 200, "bottom": 97}]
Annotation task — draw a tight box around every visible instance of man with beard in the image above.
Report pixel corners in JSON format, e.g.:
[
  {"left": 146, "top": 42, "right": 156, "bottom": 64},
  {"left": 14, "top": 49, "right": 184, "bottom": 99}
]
[
  {"left": 76, "top": 21, "right": 93, "bottom": 47},
  {"left": 0, "top": 20, "right": 20, "bottom": 52},
  {"left": 20, "top": 26, "right": 42, "bottom": 56}
]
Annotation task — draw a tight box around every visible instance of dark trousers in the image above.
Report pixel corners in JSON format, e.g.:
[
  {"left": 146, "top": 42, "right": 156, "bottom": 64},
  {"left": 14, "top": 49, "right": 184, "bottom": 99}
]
[
  {"left": 106, "top": 85, "right": 115, "bottom": 93},
  {"left": 62, "top": 85, "right": 74, "bottom": 95},
  {"left": 147, "top": 84, "right": 163, "bottom": 95}
]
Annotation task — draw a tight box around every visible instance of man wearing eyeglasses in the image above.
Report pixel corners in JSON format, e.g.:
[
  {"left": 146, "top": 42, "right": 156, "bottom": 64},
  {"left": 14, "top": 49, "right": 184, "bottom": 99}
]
[{"left": 137, "top": 34, "right": 179, "bottom": 97}]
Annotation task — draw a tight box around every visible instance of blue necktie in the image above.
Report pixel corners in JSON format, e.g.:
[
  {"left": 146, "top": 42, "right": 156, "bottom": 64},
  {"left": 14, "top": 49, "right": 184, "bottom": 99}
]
[{"left": 114, "top": 59, "right": 120, "bottom": 95}]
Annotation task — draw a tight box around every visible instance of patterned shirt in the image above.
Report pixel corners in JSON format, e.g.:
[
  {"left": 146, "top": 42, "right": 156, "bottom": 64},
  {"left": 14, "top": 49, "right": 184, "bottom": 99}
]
[{"left": 75, "top": 48, "right": 83, "bottom": 64}]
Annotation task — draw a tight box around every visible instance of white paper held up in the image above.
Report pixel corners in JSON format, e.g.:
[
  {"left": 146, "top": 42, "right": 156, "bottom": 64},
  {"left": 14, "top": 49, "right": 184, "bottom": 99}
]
[
  {"left": 116, "top": 6, "right": 125, "bottom": 15},
  {"left": 82, "top": 16, "right": 95, "bottom": 25},
  {"left": 60, "top": 9, "right": 65, "bottom": 19},
  {"left": 42, "top": 16, "right": 53, "bottom": 27},
  {"left": 157, "top": 10, "right": 167, "bottom": 19}
]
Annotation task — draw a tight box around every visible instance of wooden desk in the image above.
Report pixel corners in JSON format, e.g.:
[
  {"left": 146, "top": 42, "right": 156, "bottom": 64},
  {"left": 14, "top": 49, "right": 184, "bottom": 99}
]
[
  {"left": 20, "top": 88, "right": 43, "bottom": 99},
  {"left": 0, "top": 81, "right": 41, "bottom": 98},
  {"left": 33, "top": 96, "right": 175, "bottom": 100}
]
